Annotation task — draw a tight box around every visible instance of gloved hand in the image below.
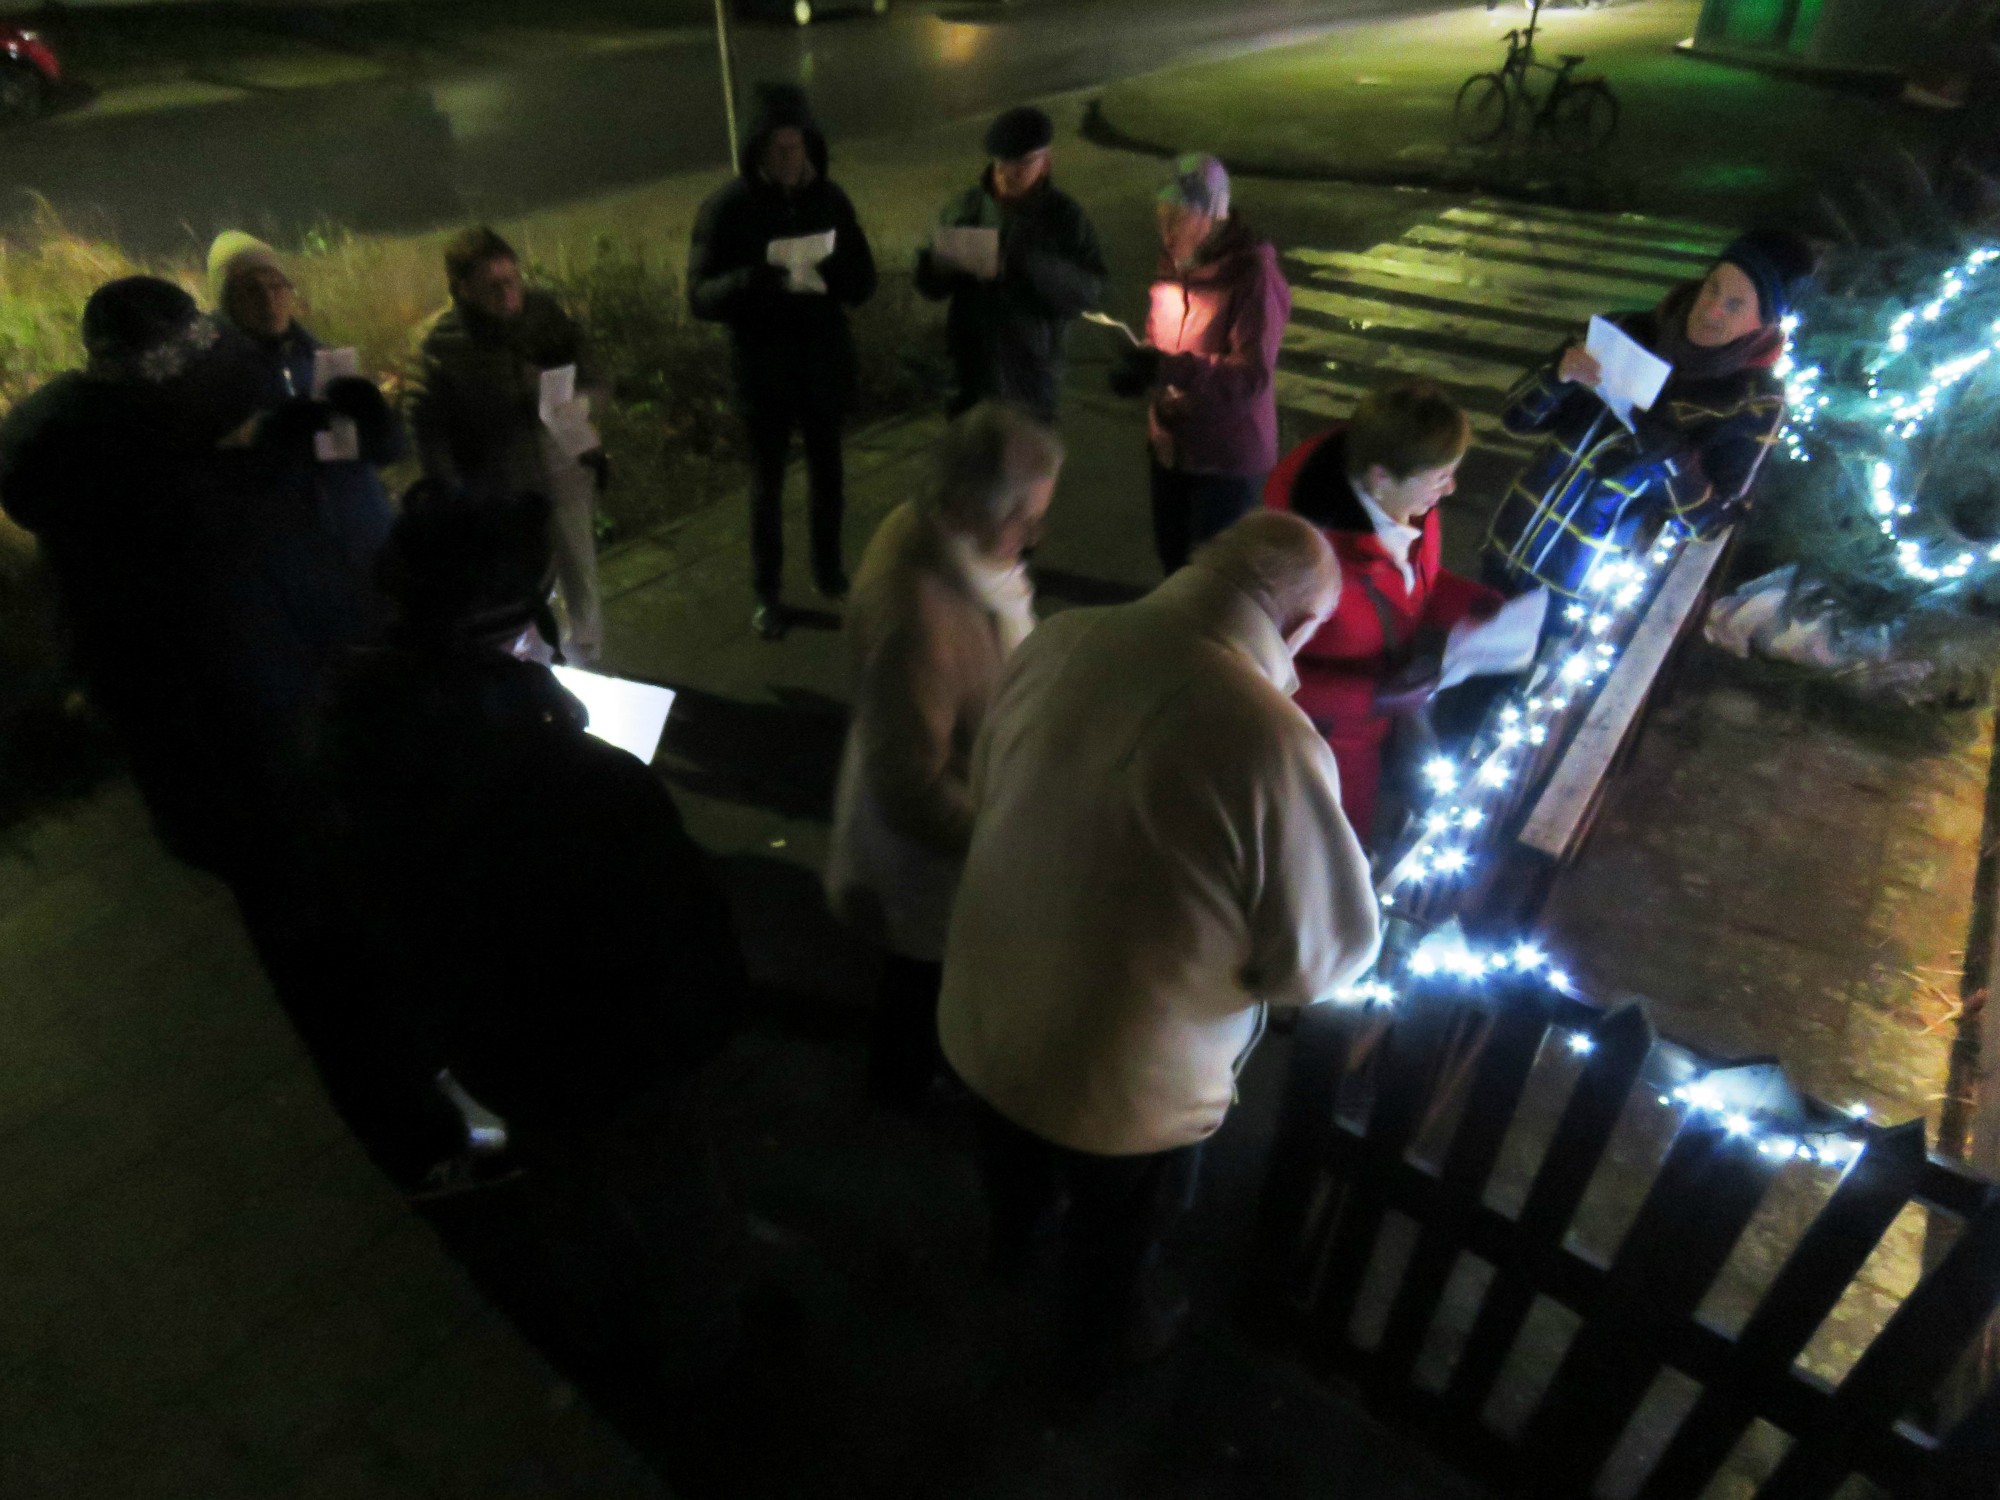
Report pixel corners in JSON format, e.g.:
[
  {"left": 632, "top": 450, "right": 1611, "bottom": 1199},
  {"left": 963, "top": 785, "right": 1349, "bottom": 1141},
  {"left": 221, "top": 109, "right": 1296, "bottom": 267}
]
[
  {"left": 260, "top": 396, "right": 335, "bottom": 449},
  {"left": 1109, "top": 344, "right": 1164, "bottom": 398},
  {"left": 579, "top": 448, "right": 611, "bottom": 493},
  {"left": 745, "top": 262, "right": 789, "bottom": 297},
  {"left": 323, "top": 375, "right": 390, "bottom": 431},
  {"left": 1373, "top": 652, "right": 1443, "bottom": 717}
]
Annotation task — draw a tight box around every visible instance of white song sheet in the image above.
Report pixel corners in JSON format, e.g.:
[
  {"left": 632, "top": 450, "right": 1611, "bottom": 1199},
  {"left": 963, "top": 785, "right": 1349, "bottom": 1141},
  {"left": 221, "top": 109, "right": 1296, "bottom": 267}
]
[
  {"left": 1584, "top": 316, "right": 1673, "bottom": 430},
  {"left": 310, "top": 346, "right": 361, "bottom": 462},
  {"left": 1438, "top": 588, "right": 1549, "bottom": 691},
  {"left": 538, "top": 364, "right": 599, "bottom": 459},
  {"left": 767, "top": 230, "right": 838, "bottom": 294},
  {"left": 551, "top": 666, "right": 677, "bottom": 765},
  {"left": 931, "top": 225, "right": 1001, "bottom": 282}
]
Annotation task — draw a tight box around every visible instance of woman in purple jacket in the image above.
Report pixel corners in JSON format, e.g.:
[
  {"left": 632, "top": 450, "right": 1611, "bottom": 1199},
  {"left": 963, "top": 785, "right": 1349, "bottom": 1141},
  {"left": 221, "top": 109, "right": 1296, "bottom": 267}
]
[{"left": 1113, "top": 154, "right": 1292, "bottom": 574}]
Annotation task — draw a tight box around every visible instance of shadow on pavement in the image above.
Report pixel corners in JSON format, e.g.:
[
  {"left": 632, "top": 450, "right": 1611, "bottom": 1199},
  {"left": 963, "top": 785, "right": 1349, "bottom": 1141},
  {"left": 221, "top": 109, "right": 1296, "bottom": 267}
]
[{"left": 660, "top": 682, "right": 848, "bottom": 823}]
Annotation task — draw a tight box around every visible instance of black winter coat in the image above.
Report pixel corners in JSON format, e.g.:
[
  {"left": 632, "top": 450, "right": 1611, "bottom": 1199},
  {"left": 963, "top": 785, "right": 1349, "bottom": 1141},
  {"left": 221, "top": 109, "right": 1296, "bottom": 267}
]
[
  {"left": 914, "top": 172, "right": 1106, "bottom": 423},
  {"left": 406, "top": 290, "right": 596, "bottom": 503},
  {"left": 317, "top": 646, "right": 746, "bottom": 1137},
  {"left": 689, "top": 120, "right": 877, "bottom": 416}
]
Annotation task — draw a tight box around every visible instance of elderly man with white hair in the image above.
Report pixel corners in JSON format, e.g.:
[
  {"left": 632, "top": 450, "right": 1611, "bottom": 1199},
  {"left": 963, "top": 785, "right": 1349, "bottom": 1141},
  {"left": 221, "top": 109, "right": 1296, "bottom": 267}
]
[
  {"left": 826, "top": 400, "right": 1064, "bottom": 1110},
  {"left": 938, "top": 507, "right": 1380, "bottom": 1371}
]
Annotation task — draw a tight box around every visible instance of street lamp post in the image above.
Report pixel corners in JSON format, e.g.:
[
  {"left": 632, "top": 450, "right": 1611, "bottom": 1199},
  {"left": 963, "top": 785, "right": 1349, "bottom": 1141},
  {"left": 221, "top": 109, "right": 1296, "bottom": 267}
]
[{"left": 712, "top": 0, "right": 741, "bottom": 167}]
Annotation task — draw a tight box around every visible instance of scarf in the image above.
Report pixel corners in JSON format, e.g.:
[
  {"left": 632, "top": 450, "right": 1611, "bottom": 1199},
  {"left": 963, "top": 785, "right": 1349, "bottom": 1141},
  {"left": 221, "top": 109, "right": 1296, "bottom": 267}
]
[
  {"left": 1649, "top": 281, "right": 1785, "bottom": 386},
  {"left": 946, "top": 534, "right": 1036, "bottom": 658}
]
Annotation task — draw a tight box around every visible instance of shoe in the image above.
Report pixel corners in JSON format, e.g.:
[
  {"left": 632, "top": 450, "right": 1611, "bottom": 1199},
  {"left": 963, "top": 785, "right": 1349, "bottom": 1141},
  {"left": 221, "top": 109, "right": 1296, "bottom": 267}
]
[
  {"left": 752, "top": 600, "right": 787, "bottom": 640},
  {"left": 813, "top": 570, "right": 850, "bottom": 604}
]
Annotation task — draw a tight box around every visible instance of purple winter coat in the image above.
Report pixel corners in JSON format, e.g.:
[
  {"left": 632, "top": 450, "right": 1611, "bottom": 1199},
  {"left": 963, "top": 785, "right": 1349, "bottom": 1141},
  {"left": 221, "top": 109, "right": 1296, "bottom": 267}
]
[{"left": 1144, "top": 219, "right": 1291, "bottom": 478}]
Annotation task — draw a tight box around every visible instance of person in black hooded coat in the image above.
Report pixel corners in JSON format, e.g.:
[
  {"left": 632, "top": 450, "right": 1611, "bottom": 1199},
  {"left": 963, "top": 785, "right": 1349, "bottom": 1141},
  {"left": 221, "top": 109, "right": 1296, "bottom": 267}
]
[{"left": 689, "top": 83, "right": 878, "bottom": 638}]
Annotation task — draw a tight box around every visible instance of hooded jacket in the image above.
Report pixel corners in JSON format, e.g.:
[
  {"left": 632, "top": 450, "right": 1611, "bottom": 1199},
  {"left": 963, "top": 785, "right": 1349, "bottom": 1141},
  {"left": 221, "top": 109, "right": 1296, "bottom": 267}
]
[
  {"left": 1145, "top": 217, "right": 1291, "bottom": 478},
  {"left": 688, "top": 87, "right": 877, "bottom": 413},
  {"left": 1485, "top": 282, "right": 1787, "bottom": 598},
  {"left": 406, "top": 288, "right": 597, "bottom": 504},
  {"left": 1265, "top": 427, "right": 1502, "bottom": 841},
  {"left": 914, "top": 171, "right": 1106, "bottom": 423}
]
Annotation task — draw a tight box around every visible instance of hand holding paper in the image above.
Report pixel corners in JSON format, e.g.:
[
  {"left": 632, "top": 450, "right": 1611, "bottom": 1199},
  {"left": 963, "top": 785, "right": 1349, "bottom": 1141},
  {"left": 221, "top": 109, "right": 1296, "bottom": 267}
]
[
  {"left": 767, "top": 230, "right": 838, "bottom": 294},
  {"left": 931, "top": 225, "right": 1001, "bottom": 282},
  {"left": 311, "top": 347, "right": 362, "bottom": 463},
  {"left": 1438, "top": 588, "right": 1549, "bottom": 692},
  {"left": 1583, "top": 316, "right": 1673, "bottom": 430},
  {"left": 538, "top": 364, "right": 599, "bottom": 459}
]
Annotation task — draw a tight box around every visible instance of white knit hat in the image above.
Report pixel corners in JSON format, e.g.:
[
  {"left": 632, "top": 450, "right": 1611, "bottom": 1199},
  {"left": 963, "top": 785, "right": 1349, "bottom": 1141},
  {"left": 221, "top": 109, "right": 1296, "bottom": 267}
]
[{"left": 206, "top": 230, "right": 288, "bottom": 307}]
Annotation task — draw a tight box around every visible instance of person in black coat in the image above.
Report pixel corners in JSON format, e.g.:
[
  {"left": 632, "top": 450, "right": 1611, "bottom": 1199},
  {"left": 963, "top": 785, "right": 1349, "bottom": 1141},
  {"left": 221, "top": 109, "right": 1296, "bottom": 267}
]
[
  {"left": 915, "top": 105, "right": 1107, "bottom": 426},
  {"left": 0, "top": 276, "right": 398, "bottom": 878},
  {"left": 314, "top": 484, "right": 750, "bottom": 1377},
  {"left": 690, "top": 83, "right": 878, "bottom": 639}
]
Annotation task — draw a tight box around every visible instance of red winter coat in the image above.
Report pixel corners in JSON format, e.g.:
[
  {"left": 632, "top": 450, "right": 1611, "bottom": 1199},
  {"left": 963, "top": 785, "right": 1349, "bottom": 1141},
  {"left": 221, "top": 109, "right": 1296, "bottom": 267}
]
[{"left": 1265, "top": 427, "right": 1502, "bottom": 842}]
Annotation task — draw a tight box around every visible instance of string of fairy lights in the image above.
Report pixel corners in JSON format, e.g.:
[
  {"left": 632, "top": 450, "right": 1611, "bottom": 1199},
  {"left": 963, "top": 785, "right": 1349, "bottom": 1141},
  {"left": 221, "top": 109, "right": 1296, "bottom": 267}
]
[
  {"left": 1776, "top": 243, "right": 2000, "bottom": 588},
  {"left": 1314, "top": 280, "right": 1927, "bottom": 1167}
]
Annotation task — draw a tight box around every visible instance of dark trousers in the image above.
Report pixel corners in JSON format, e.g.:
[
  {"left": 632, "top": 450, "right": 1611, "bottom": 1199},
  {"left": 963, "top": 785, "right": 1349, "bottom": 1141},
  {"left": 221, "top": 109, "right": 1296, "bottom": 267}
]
[
  {"left": 1149, "top": 461, "right": 1265, "bottom": 574},
  {"left": 866, "top": 953, "right": 944, "bottom": 1105},
  {"left": 747, "top": 400, "right": 846, "bottom": 601},
  {"left": 968, "top": 1094, "right": 1200, "bottom": 1352}
]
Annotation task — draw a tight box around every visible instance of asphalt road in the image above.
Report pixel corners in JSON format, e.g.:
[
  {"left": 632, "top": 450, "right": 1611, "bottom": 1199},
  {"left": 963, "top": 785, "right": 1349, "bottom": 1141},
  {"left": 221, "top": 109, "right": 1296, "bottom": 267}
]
[{"left": 3, "top": 0, "right": 1444, "bottom": 251}]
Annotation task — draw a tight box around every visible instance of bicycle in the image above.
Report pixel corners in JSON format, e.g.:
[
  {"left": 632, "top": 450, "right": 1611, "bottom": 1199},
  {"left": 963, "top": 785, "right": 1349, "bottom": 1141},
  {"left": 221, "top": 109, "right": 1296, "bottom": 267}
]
[{"left": 1453, "top": 6, "right": 1619, "bottom": 152}]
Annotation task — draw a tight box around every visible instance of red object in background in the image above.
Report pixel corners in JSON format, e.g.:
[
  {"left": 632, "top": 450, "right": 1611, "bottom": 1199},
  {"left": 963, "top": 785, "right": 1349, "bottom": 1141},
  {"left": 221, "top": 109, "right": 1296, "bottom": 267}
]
[{"left": 1, "top": 25, "right": 60, "bottom": 122}]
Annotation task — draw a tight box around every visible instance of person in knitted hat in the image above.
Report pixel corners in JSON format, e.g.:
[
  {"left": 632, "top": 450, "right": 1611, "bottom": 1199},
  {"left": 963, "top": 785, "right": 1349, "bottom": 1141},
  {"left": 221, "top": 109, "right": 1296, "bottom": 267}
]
[
  {"left": 916, "top": 103, "right": 1106, "bottom": 424},
  {"left": 205, "top": 230, "right": 403, "bottom": 613},
  {"left": 689, "top": 82, "right": 878, "bottom": 640},
  {"left": 1110, "top": 153, "right": 1293, "bottom": 574},
  {"left": 1484, "top": 227, "right": 1819, "bottom": 600}
]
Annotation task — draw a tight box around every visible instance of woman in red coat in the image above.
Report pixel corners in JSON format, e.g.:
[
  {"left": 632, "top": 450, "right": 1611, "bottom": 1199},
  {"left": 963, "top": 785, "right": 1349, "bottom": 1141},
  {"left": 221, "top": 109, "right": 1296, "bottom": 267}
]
[{"left": 1265, "top": 381, "right": 1502, "bottom": 846}]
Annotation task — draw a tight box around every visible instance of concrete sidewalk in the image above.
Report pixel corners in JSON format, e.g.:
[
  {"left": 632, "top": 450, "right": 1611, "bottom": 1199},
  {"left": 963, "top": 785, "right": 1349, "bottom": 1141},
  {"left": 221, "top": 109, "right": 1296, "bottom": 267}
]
[{"left": 1089, "top": 0, "right": 1947, "bottom": 223}]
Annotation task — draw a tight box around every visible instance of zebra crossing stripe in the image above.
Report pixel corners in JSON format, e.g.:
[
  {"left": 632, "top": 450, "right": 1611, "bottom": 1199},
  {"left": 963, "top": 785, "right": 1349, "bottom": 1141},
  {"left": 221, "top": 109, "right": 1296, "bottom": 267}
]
[
  {"left": 1286, "top": 321, "right": 1526, "bottom": 394},
  {"left": 1404, "top": 225, "right": 1707, "bottom": 284},
  {"left": 1274, "top": 370, "right": 1532, "bottom": 454},
  {"left": 1274, "top": 203, "right": 1731, "bottom": 458},
  {"left": 1291, "top": 286, "right": 1558, "bottom": 358},
  {"left": 1467, "top": 197, "right": 1730, "bottom": 247},
  {"left": 1438, "top": 208, "right": 1720, "bottom": 264},
  {"left": 1286, "top": 246, "right": 1661, "bottom": 323}
]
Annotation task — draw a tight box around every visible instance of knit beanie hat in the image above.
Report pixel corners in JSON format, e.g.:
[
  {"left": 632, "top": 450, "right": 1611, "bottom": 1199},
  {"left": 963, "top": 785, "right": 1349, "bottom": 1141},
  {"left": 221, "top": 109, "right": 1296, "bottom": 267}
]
[
  {"left": 206, "top": 231, "right": 288, "bottom": 307},
  {"left": 984, "top": 105, "right": 1054, "bottom": 162},
  {"left": 1715, "top": 229, "right": 1819, "bottom": 326},
  {"left": 1160, "top": 153, "right": 1230, "bottom": 218},
  {"left": 81, "top": 276, "right": 219, "bottom": 386}
]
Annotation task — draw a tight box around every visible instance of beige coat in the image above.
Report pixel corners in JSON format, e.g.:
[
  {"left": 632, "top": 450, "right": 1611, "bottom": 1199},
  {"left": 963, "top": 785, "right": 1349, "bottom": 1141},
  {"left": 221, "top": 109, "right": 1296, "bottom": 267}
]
[
  {"left": 825, "top": 502, "right": 1018, "bottom": 962},
  {"left": 938, "top": 565, "right": 1381, "bottom": 1157}
]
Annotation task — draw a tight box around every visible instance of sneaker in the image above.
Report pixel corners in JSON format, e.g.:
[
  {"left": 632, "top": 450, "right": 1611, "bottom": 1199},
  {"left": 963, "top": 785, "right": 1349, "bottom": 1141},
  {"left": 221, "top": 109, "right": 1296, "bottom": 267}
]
[{"left": 752, "top": 601, "right": 788, "bottom": 640}]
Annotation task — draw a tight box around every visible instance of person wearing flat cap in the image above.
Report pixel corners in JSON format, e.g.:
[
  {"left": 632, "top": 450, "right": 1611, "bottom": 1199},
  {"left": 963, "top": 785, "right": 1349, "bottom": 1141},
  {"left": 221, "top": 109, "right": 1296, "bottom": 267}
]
[
  {"left": 915, "top": 104, "right": 1107, "bottom": 424},
  {"left": 1111, "top": 153, "right": 1291, "bottom": 575},
  {"left": 1484, "top": 227, "right": 1819, "bottom": 600}
]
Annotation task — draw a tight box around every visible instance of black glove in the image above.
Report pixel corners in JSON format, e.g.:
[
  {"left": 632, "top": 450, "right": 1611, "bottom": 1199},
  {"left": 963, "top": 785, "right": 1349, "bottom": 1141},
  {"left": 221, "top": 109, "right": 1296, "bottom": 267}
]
[
  {"left": 579, "top": 448, "right": 611, "bottom": 494},
  {"left": 745, "top": 262, "right": 789, "bottom": 298},
  {"left": 260, "top": 396, "right": 335, "bottom": 449},
  {"left": 1109, "top": 345, "right": 1164, "bottom": 399},
  {"left": 1373, "top": 653, "right": 1444, "bottom": 717},
  {"left": 323, "top": 375, "right": 390, "bottom": 430}
]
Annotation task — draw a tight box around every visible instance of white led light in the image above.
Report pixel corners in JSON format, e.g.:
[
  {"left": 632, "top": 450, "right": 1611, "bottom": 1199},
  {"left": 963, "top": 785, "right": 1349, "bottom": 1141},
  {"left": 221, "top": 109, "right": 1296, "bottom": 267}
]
[{"left": 1566, "top": 1032, "right": 1595, "bottom": 1056}]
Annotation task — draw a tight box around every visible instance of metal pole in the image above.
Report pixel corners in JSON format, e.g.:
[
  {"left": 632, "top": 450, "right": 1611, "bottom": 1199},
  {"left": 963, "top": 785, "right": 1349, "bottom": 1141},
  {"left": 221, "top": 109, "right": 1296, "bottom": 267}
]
[{"left": 712, "top": 0, "right": 741, "bottom": 168}]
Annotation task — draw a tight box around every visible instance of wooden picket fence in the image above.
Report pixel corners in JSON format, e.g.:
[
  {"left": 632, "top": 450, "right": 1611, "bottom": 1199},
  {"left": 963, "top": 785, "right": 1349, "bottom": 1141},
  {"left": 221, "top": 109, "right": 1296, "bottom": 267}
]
[
  {"left": 1257, "top": 980, "right": 2000, "bottom": 1499},
  {"left": 1253, "top": 523, "right": 2000, "bottom": 1495}
]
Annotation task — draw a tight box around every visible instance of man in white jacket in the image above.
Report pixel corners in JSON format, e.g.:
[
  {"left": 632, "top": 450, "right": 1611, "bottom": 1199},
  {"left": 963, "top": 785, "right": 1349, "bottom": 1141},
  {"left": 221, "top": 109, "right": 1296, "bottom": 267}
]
[{"left": 938, "top": 508, "right": 1381, "bottom": 1369}]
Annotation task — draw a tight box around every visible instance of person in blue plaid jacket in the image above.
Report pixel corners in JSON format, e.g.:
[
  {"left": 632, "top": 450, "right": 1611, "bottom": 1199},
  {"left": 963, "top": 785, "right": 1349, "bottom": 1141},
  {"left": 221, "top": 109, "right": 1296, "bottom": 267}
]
[{"left": 1482, "top": 230, "right": 1817, "bottom": 600}]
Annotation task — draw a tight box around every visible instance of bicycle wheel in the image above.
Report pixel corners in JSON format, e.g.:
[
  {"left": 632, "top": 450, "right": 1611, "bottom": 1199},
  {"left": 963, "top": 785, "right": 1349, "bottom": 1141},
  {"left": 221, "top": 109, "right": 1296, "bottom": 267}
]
[
  {"left": 1548, "top": 79, "right": 1618, "bottom": 152},
  {"left": 1453, "top": 73, "right": 1512, "bottom": 145}
]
